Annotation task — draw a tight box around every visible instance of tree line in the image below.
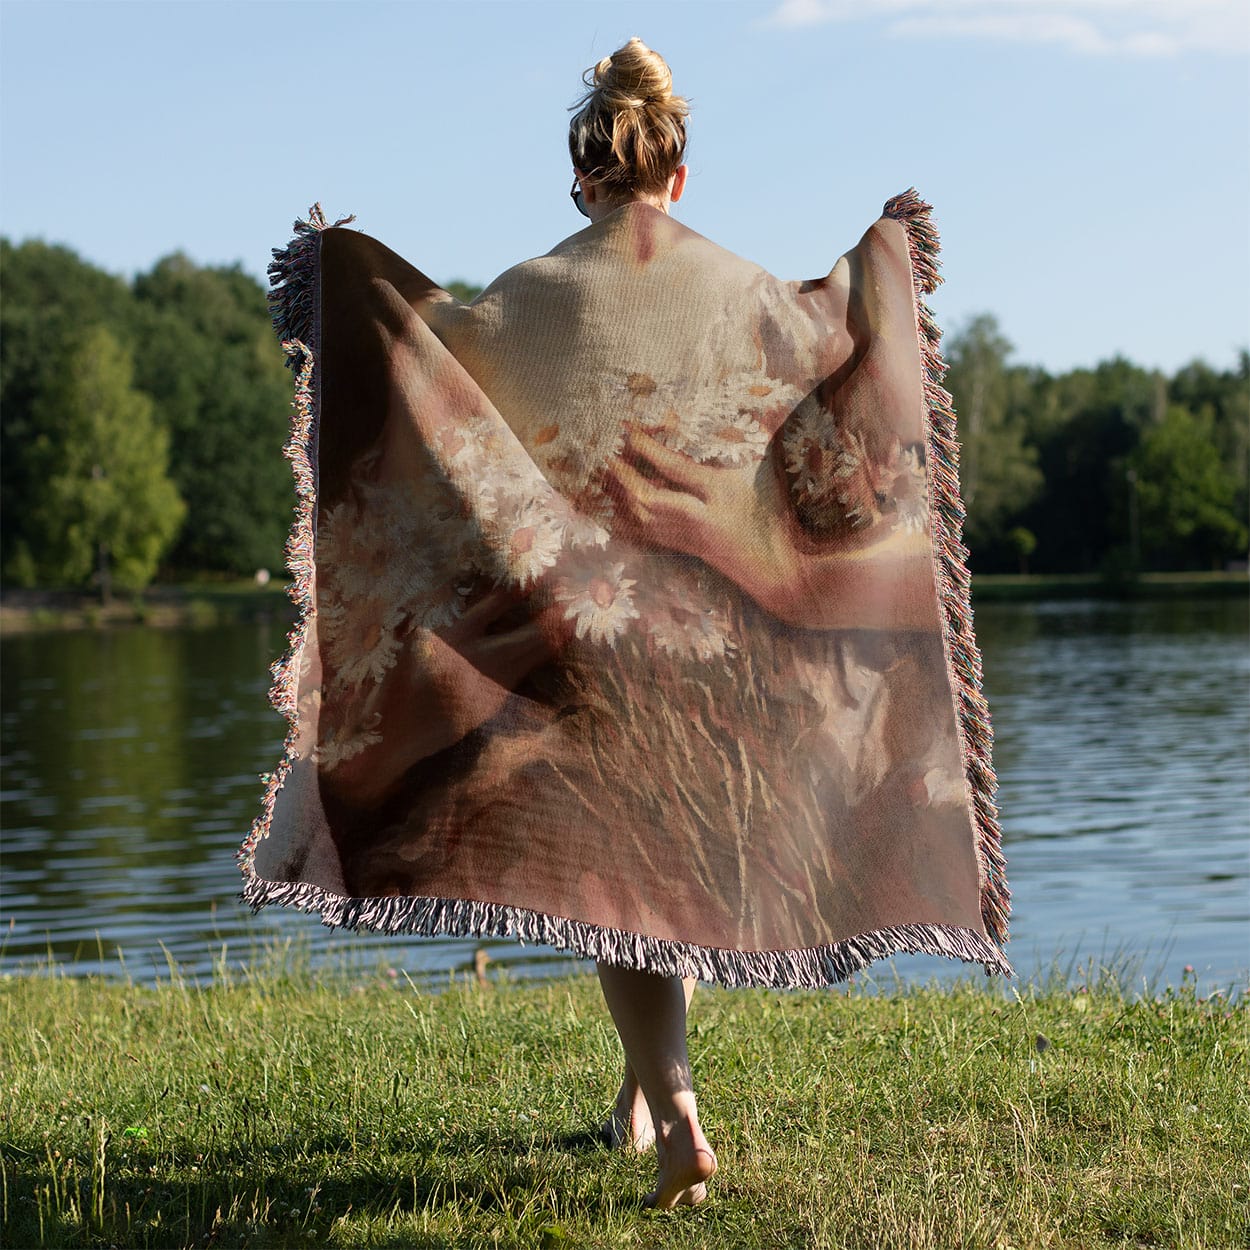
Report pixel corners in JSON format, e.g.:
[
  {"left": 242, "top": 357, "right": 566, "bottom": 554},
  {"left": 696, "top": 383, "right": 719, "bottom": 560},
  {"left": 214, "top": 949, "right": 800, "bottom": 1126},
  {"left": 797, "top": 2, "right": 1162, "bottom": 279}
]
[
  {"left": 944, "top": 315, "right": 1247, "bottom": 576},
  {"left": 1, "top": 238, "right": 1245, "bottom": 594}
]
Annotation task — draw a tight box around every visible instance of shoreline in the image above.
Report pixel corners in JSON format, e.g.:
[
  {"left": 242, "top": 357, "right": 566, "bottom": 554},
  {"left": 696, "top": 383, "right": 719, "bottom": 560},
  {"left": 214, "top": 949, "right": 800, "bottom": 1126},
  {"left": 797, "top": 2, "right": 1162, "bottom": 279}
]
[
  {"left": 0, "top": 582, "right": 293, "bottom": 635},
  {"left": 967, "top": 569, "right": 1248, "bottom": 602},
  {"left": 1, "top": 570, "right": 1245, "bottom": 635}
]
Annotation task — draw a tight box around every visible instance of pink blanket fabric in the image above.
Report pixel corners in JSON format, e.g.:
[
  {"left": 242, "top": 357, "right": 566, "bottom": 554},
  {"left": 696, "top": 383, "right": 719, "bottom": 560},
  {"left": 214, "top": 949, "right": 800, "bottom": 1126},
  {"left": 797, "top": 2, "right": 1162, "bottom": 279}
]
[{"left": 238, "top": 191, "right": 1011, "bottom": 987}]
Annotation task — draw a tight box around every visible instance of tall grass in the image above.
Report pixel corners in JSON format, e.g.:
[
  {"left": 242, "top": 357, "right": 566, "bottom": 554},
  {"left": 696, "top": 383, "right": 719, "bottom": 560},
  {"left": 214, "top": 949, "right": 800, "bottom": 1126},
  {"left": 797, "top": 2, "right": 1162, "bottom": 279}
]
[{"left": 2, "top": 952, "right": 1245, "bottom": 1249}]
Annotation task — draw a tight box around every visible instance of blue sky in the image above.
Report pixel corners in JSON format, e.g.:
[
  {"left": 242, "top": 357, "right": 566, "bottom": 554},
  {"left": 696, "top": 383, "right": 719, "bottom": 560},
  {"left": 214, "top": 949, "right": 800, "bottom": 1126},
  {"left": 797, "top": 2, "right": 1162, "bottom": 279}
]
[{"left": 2, "top": 0, "right": 1246, "bottom": 374}]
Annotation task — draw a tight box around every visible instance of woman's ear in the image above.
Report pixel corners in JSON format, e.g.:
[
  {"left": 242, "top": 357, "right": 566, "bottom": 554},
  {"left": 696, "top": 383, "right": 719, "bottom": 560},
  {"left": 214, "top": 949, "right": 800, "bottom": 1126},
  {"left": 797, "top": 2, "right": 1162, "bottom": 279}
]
[
  {"left": 669, "top": 165, "right": 688, "bottom": 203},
  {"left": 575, "top": 168, "right": 598, "bottom": 206}
]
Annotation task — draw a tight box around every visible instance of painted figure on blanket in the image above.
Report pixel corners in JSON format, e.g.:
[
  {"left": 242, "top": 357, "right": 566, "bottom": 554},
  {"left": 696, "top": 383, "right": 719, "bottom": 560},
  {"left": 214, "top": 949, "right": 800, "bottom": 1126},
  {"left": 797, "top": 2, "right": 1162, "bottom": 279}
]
[
  {"left": 306, "top": 258, "right": 976, "bottom": 939},
  {"left": 304, "top": 150, "right": 971, "bottom": 900}
]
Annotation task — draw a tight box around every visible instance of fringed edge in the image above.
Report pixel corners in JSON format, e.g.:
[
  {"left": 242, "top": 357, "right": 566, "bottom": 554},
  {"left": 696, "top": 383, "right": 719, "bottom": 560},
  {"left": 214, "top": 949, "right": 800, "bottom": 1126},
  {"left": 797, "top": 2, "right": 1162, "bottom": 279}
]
[
  {"left": 234, "top": 340, "right": 317, "bottom": 878},
  {"left": 883, "top": 188, "right": 1012, "bottom": 952},
  {"left": 265, "top": 203, "right": 355, "bottom": 366},
  {"left": 237, "top": 206, "right": 345, "bottom": 881},
  {"left": 240, "top": 871, "right": 1014, "bottom": 988}
]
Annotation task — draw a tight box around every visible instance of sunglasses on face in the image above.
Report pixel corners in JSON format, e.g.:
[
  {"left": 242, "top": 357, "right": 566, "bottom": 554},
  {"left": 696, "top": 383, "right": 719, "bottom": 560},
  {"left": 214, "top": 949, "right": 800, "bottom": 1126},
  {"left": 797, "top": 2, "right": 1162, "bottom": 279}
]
[{"left": 570, "top": 177, "right": 589, "bottom": 219}]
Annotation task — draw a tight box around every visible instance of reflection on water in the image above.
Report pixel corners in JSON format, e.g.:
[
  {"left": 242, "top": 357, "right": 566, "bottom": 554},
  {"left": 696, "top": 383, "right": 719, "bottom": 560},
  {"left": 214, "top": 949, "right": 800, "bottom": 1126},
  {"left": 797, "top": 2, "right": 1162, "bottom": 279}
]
[{"left": 2, "top": 597, "right": 1247, "bottom": 991}]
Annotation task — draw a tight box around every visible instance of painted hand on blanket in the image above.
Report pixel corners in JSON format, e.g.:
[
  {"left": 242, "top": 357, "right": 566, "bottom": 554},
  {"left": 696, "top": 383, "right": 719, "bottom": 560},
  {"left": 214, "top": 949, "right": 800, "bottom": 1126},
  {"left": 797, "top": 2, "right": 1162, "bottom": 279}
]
[
  {"left": 599, "top": 423, "right": 938, "bottom": 634},
  {"left": 321, "top": 587, "right": 575, "bottom": 809},
  {"left": 599, "top": 421, "right": 793, "bottom": 602}
]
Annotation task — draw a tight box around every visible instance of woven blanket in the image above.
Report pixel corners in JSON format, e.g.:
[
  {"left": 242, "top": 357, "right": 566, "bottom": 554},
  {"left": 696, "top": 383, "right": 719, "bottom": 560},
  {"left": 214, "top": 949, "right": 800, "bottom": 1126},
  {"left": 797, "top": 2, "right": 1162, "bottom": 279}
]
[{"left": 237, "top": 191, "right": 1011, "bottom": 987}]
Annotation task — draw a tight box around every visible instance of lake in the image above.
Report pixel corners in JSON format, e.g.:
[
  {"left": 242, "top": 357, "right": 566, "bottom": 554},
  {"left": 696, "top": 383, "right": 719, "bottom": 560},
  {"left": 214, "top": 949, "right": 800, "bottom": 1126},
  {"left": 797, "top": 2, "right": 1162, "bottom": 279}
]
[{"left": 2, "top": 596, "right": 1247, "bottom": 994}]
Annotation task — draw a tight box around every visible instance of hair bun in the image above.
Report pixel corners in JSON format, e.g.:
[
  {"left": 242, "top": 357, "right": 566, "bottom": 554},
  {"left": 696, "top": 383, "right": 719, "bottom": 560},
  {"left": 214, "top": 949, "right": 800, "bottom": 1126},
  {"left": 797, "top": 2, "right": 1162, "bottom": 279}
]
[
  {"left": 594, "top": 36, "right": 673, "bottom": 109},
  {"left": 569, "top": 38, "right": 689, "bottom": 195}
]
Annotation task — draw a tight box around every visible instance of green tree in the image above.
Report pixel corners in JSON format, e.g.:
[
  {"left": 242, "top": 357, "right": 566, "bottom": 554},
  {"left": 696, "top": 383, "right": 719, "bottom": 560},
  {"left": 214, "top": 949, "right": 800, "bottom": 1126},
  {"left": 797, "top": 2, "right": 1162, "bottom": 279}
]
[
  {"left": 1020, "top": 357, "right": 1163, "bottom": 572},
  {"left": 943, "top": 315, "right": 1043, "bottom": 565},
  {"left": 23, "top": 327, "right": 185, "bottom": 595},
  {"left": 1169, "top": 353, "right": 1250, "bottom": 533},
  {"left": 131, "top": 256, "right": 293, "bottom": 574},
  {"left": 1007, "top": 526, "right": 1037, "bottom": 574},
  {"left": 444, "top": 279, "right": 483, "bottom": 303},
  {"left": 1129, "top": 405, "right": 1246, "bottom": 570},
  {"left": 1, "top": 239, "right": 139, "bottom": 580}
]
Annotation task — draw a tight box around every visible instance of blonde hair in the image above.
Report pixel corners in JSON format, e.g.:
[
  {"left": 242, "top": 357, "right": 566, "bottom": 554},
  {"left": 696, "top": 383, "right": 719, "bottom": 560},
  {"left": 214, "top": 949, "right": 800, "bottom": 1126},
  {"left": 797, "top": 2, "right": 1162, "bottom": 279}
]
[{"left": 568, "top": 38, "right": 689, "bottom": 196}]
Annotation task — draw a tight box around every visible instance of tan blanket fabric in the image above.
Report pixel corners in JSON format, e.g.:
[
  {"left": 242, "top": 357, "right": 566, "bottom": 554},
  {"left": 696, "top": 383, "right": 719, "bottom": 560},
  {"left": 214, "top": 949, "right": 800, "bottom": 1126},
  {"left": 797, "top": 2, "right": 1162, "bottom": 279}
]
[{"left": 238, "top": 191, "right": 1012, "bottom": 986}]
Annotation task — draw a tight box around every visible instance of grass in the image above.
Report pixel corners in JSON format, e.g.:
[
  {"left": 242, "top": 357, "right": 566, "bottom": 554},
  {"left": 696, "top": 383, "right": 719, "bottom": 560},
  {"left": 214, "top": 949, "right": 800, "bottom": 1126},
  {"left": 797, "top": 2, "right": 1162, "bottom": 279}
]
[{"left": 1, "top": 958, "right": 1246, "bottom": 1250}]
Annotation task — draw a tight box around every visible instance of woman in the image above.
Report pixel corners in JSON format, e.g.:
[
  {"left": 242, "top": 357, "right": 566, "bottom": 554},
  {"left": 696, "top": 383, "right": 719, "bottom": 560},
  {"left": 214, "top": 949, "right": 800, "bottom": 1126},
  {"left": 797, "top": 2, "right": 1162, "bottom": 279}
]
[
  {"left": 567, "top": 43, "right": 720, "bottom": 1203},
  {"left": 240, "top": 38, "right": 1010, "bottom": 1211}
]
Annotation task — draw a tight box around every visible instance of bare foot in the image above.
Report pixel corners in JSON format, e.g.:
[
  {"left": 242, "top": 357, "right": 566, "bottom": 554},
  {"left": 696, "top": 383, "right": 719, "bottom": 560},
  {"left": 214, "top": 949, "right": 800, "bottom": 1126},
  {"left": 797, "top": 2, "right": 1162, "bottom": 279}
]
[
  {"left": 644, "top": 1116, "right": 717, "bottom": 1209},
  {"left": 601, "top": 1078, "right": 655, "bottom": 1151}
]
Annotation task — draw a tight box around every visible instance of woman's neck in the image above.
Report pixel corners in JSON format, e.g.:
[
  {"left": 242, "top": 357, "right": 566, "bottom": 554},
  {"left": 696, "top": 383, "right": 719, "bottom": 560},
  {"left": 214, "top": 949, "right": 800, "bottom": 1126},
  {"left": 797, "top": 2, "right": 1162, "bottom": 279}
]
[{"left": 585, "top": 193, "right": 670, "bottom": 224}]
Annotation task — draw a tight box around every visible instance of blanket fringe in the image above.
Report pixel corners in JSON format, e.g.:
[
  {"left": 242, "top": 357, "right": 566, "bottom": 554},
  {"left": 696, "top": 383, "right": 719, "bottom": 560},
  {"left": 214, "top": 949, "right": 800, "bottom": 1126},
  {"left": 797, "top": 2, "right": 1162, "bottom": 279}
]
[
  {"left": 266, "top": 203, "right": 355, "bottom": 363},
  {"left": 237, "top": 204, "right": 344, "bottom": 878},
  {"left": 238, "top": 197, "right": 1013, "bottom": 988},
  {"left": 240, "top": 871, "right": 1013, "bottom": 987},
  {"left": 883, "top": 188, "right": 1011, "bottom": 950}
]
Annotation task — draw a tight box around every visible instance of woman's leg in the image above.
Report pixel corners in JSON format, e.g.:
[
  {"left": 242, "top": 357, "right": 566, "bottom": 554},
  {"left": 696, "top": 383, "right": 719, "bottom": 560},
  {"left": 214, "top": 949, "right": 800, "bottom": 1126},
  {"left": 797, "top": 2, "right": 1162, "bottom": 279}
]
[
  {"left": 602, "top": 977, "right": 696, "bottom": 1151},
  {"left": 596, "top": 963, "right": 717, "bottom": 1208}
]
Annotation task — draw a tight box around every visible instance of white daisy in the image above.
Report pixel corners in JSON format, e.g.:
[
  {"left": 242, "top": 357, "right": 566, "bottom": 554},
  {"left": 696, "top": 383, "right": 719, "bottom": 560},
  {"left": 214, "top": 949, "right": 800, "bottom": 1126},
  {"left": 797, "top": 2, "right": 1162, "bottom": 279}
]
[
  {"left": 315, "top": 712, "right": 383, "bottom": 772},
  {"left": 497, "top": 456, "right": 551, "bottom": 500},
  {"left": 781, "top": 405, "right": 838, "bottom": 499},
  {"left": 678, "top": 409, "right": 770, "bottom": 467},
  {"left": 458, "top": 414, "right": 505, "bottom": 459},
  {"left": 834, "top": 445, "right": 863, "bottom": 480},
  {"left": 554, "top": 560, "right": 640, "bottom": 647},
  {"left": 425, "top": 493, "right": 489, "bottom": 574},
  {"left": 314, "top": 606, "right": 350, "bottom": 683},
  {"left": 294, "top": 687, "right": 322, "bottom": 753},
  {"left": 436, "top": 420, "right": 506, "bottom": 510},
  {"left": 460, "top": 416, "right": 556, "bottom": 501},
  {"left": 500, "top": 499, "right": 565, "bottom": 588},
  {"left": 646, "top": 598, "right": 737, "bottom": 662},
  {"left": 456, "top": 474, "right": 500, "bottom": 526},
  {"left": 701, "top": 371, "right": 800, "bottom": 413},
  {"left": 564, "top": 416, "right": 625, "bottom": 483},
  {"left": 559, "top": 508, "right": 611, "bottom": 550},
  {"left": 416, "top": 586, "right": 470, "bottom": 631},
  {"left": 315, "top": 580, "right": 349, "bottom": 637},
  {"left": 314, "top": 500, "right": 357, "bottom": 569},
  {"left": 321, "top": 480, "right": 430, "bottom": 603},
  {"left": 327, "top": 610, "right": 402, "bottom": 690},
  {"left": 430, "top": 427, "right": 466, "bottom": 470},
  {"left": 472, "top": 454, "right": 559, "bottom": 536},
  {"left": 890, "top": 444, "right": 930, "bottom": 534},
  {"left": 571, "top": 477, "right": 617, "bottom": 531},
  {"left": 688, "top": 371, "right": 802, "bottom": 422}
]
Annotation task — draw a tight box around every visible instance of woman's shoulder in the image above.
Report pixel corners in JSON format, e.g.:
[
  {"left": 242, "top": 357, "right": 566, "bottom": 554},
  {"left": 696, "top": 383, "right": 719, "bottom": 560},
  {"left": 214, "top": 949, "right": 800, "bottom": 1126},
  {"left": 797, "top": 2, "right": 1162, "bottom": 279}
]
[{"left": 481, "top": 205, "right": 774, "bottom": 307}]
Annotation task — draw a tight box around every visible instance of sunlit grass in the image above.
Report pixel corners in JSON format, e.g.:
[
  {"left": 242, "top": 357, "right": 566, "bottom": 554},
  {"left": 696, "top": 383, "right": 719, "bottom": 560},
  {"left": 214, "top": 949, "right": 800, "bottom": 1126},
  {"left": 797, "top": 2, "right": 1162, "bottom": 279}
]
[{"left": 2, "top": 955, "right": 1245, "bottom": 1249}]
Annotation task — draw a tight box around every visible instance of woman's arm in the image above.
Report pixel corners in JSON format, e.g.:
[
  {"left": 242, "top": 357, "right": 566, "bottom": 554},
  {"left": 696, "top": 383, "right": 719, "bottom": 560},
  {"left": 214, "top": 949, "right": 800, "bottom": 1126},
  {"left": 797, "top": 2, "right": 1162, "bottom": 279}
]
[{"left": 598, "top": 425, "right": 939, "bottom": 633}]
